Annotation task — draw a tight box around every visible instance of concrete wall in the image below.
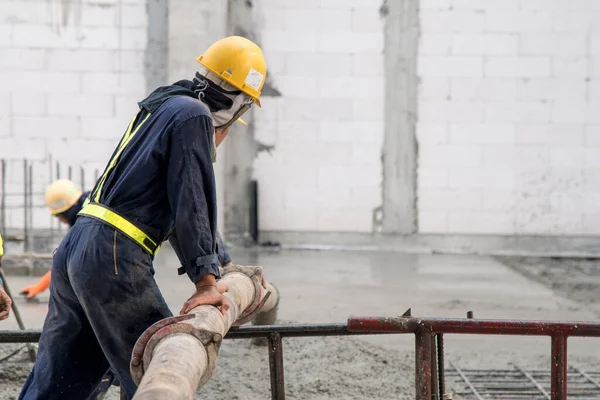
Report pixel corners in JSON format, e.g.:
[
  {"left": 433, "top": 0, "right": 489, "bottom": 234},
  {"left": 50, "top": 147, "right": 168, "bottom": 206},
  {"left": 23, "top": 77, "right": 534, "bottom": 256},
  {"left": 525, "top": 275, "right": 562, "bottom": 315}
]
[
  {"left": 417, "top": 0, "right": 600, "bottom": 235},
  {"left": 0, "top": 0, "right": 148, "bottom": 228},
  {"left": 252, "top": 0, "right": 385, "bottom": 233},
  {"left": 2, "top": 0, "right": 600, "bottom": 239}
]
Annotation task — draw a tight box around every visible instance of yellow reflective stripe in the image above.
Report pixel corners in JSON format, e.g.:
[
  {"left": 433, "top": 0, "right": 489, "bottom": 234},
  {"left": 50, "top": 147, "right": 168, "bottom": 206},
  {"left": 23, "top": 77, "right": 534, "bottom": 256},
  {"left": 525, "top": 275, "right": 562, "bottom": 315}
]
[
  {"left": 0, "top": 233, "right": 4, "bottom": 257},
  {"left": 92, "top": 116, "right": 136, "bottom": 203},
  {"left": 93, "top": 113, "right": 151, "bottom": 203},
  {"left": 79, "top": 203, "right": 157, "bottom": 255}
]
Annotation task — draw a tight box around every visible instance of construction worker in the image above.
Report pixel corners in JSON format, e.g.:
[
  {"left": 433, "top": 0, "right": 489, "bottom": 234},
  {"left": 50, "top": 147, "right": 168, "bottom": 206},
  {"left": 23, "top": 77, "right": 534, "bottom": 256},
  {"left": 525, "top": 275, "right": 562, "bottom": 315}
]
[
  {"left": 19, "top": 179, "right": 89, "bottom": 299},
  {"left": 0, "top": 232, "right": 13, "bottom": 321},
  {"left": 19, "top": 35, "right": 263, "bottom": 400},
  {"left": 19, "top": 179, "right": 118, "bottom": 399}
]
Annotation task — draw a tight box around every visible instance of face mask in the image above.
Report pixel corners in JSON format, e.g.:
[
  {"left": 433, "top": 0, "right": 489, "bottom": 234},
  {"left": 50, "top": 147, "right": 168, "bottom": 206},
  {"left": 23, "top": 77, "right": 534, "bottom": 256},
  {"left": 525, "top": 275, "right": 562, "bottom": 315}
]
[
  {"left": 211, "top": 93, "right": 252, "bottom": 130},
  {"left": 193, "top": 71, "right": 252, "bottom": 130}
]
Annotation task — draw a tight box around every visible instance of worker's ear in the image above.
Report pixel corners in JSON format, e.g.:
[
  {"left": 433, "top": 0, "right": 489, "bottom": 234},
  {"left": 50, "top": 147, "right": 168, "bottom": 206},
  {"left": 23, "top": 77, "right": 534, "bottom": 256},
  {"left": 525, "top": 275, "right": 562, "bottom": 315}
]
[{"left": 214, "top": 127, "right": 230, "bottom": 148}]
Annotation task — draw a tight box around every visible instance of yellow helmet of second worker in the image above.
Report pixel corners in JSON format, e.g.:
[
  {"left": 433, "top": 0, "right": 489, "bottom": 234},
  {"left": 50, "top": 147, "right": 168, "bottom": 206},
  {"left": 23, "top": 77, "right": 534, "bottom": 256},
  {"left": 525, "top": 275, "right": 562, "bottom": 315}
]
[
  {"left": 45, "top": 179, "right": 83, "bottom": 215},
  {"left": 196, "top": 36, "right": 267, "bottom": 107}
]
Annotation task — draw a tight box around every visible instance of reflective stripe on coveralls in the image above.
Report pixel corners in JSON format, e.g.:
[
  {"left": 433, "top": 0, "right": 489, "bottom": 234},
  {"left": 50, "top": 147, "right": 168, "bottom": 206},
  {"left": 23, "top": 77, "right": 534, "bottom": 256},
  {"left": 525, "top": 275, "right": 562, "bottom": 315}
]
[
  {"left": 79, "top": 203, "right": 159, "bottom": 255},
  {"left": 79, "top": 112, "right": 163, "bottom": 257}
]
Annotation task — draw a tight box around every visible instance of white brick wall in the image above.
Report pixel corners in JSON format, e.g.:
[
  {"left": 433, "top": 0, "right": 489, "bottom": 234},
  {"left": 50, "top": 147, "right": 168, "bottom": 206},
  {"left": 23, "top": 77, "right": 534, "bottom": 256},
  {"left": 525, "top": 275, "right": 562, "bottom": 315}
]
[
  {"left": 0, "top": 0, "right": 147, "bottom": 229},
  {"left": 253, "top": 0, "right": 384, "bottom": 232},
  {"left": 418, "top": 0, "right": 600, "bottom": 235}
]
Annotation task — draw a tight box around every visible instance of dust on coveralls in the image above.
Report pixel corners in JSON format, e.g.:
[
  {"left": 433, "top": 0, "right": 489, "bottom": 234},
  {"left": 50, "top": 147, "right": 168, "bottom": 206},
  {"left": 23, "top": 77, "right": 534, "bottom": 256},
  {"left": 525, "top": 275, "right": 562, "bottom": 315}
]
[
  {"left": 18, "top": 80, "right": 231, "bottom": 400},
  {"left": 22, "top": 190, "right": 121, "bottom": 399}
]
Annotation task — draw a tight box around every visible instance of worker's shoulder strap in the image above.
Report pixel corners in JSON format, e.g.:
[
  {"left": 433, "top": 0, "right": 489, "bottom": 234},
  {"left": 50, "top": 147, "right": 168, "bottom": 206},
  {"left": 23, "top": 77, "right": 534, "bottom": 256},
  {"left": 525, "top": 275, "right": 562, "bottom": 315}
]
[{"left": 88, "top": 111, "right": 152, "bottom": 205}]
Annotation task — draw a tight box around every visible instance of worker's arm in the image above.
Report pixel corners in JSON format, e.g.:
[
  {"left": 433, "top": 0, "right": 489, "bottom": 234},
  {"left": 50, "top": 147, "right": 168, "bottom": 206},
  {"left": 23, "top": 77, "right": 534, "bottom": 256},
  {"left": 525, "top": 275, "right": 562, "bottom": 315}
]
[
  {"left": 170, "top": 230, "right": 231, "bottom": 267},
  {"left": 167, "top": 115, "right": 229, "bottom": 315},
  {"left": 0, "top": 236, "right": 12, "bottom": 320},
  {"left": 20, "top": 271, "right": 51, "bottom": 299}
]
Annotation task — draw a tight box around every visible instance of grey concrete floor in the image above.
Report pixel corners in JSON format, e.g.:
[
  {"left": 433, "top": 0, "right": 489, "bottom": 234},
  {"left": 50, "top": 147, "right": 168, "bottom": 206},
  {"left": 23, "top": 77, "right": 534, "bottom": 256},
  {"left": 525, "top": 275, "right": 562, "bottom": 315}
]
[
  {"left": 3, "top": 247, "right": 600, "bottom": 399},
  {"left": 2, "top": 246, "right": 597, "bottom": 363}
]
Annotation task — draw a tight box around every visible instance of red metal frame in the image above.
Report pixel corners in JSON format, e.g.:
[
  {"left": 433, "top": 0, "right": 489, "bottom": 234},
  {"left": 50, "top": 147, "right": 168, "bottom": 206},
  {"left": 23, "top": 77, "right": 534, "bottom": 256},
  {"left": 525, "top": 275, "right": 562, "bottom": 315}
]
[
  {"left": 2, "top": 316, "right": 600, "bottom": 399},
  {"left": 348, "top": 316, "right": 600, "bottom": 400}
]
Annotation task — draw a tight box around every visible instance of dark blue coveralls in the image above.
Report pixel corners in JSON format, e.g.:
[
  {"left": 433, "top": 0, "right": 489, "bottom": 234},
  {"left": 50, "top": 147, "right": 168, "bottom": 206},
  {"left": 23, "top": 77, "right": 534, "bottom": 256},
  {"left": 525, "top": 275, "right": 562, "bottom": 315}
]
[
  {"left": 56, "top": 191, "right": 120, "bottom": 399},
  {"left": 19, "top": 80, "right": 231, "bottom": 400}
]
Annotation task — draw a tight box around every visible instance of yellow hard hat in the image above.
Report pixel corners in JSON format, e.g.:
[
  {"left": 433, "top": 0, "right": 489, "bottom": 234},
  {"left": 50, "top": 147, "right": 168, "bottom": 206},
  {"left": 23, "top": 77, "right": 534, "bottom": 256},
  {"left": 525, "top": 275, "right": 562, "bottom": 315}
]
[
  {"left": 45, "top": 179, "right": 83, "bottom": 215},
  {"left": 196, "top": 36, "right": 267, "bottom": 107}
]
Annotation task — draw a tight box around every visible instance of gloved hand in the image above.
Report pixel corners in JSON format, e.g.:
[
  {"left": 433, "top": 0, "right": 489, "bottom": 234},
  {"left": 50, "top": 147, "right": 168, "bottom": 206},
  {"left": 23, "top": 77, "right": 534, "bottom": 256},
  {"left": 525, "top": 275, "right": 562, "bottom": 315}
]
[{"left": 20, "top": 271, "right": 51, "bottom": 299}]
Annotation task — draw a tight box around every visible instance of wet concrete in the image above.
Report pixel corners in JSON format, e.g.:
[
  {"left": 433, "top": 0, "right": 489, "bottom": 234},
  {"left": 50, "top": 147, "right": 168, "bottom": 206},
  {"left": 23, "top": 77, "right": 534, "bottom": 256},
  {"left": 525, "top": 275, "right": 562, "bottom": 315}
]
[{"left": 1, "top": 247, "right": 599, "bottom": 399}]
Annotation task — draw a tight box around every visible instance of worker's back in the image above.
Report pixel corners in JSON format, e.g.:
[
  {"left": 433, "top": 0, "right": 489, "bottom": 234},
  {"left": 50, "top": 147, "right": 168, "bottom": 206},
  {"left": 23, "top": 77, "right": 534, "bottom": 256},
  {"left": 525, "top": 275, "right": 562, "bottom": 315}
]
[{"left": 85, "top": 82, "right": 214, "bottom": 244}]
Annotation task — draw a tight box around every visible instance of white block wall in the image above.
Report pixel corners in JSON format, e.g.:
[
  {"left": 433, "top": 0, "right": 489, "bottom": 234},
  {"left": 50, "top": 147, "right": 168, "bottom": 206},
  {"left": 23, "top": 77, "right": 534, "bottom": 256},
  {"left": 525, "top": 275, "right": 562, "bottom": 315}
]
[
  {"left": 253, "top": 0, "right": 385, "bottom": 232},
  {"left": 418, "top": 0, "right": 600, "bottom": 235},
  {"left": 0, "top": 0, "right": 147, "bottom": 229}
]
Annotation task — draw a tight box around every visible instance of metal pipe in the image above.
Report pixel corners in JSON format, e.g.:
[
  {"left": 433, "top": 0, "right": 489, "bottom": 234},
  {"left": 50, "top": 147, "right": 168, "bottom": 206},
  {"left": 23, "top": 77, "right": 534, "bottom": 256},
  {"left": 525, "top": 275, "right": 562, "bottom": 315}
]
[
  {"left": 431, "top": 335, "right": 438, "bottom": 400},
  {"left": 268, "top": 332, "right": 285, "bottom": 400},
  {"left": 249, "top": 180, "right": 258, "bottom": 244},
  {"left": 415, "top": 329, "right": 432, "bottom": 400},
  {"left": 348, "top": 317, "right": 600, "bottom": 337},
  {"left": 437, "top": 333, "right": 446, "bottom": 396},
  {"left": 551, "top": 335, "right": 567, "bottom": 400},
  {"left": 56, "top": 161, "right": 61, "bottom": 232},
  {"left": 48, "top": 156, "right": 53, "bottom": 233},
  {"left": 23, "top": 159, "right": 28, "bottom": 253},
  {"left": 0, "top": 330, "right": 41, "bottom": 343},
  {"left": 0, "top": 323, "right": 355, "bottom": 343},
  {"left": 28, "top": 164, "right": 32, "bottom": 249},
  {"left": 1, "top": 159, "right": 5, "bottom": 235},
  {"left": 132, "top": 267, "right": 267, "bottom": 399}
]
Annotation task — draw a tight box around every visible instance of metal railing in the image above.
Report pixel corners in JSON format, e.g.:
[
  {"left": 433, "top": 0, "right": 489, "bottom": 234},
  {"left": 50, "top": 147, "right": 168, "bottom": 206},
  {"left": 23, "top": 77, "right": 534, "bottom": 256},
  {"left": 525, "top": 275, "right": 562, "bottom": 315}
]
[
  {"left": 0, "top": 157, "right": 100, "bottom": 248},
  {"left": 1, "top": 315, "right": 600, "bottom": 400}
]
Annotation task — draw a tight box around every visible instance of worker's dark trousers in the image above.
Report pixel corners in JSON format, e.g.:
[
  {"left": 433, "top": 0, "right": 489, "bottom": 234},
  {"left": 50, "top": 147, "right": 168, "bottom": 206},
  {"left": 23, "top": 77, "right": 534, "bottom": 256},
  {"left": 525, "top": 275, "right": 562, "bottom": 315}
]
[{"left": 18, "top": 218, "right": 172, "bottom": 400}]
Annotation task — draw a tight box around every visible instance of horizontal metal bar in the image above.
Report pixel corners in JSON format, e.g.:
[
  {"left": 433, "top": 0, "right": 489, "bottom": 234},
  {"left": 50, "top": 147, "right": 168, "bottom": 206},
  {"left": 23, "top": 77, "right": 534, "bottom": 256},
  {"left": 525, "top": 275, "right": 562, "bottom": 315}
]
[
  {"left": 348, "top": 317, "right": 600, "bottom": 337},
  {"left": 0, "top": 324, "right": 366, "bottom": 343},
  {"left": 4, "top": 316, "right": 600, "bottom": 345},
  {"left": 0, "top": 330, "right": 40, "bottom": 343},
  {"left": 227, "top": 323, "right": 355, "bottom": 338}
]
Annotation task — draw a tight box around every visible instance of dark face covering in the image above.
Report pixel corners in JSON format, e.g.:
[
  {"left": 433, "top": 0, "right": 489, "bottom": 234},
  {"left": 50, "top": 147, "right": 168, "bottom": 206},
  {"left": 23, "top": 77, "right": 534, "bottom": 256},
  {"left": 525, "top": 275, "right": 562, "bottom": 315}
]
[{"left": 193, "top": 73, "right": 252, "bottom": 130}]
